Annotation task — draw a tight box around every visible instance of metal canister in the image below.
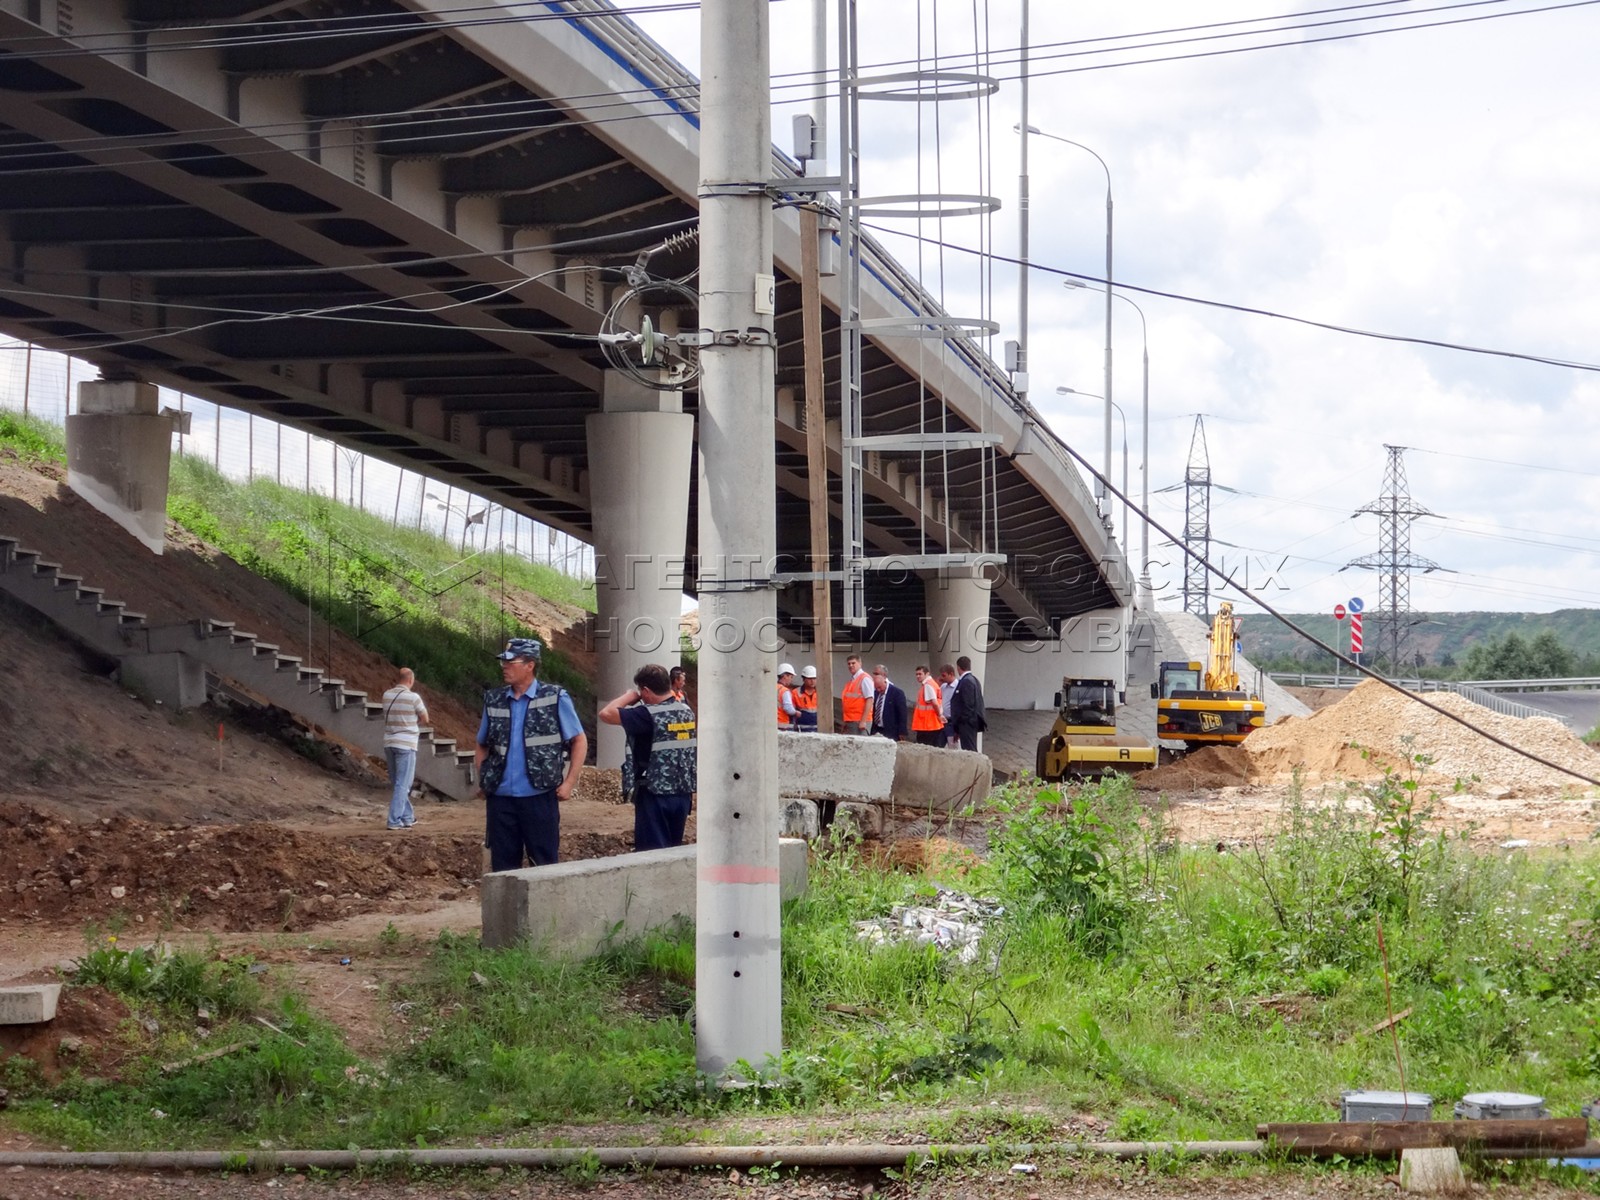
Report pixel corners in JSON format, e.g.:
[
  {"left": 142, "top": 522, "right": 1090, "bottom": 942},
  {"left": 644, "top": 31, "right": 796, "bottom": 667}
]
[{"left": 1453, "top": 1091, "right": 1548, "bottom": 1120}]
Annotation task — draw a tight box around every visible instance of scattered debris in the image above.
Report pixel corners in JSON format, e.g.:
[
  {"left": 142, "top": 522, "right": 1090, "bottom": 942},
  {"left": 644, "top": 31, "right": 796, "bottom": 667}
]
[{"left": 854, "top": 888, "right": 1004, "bottom": 965}]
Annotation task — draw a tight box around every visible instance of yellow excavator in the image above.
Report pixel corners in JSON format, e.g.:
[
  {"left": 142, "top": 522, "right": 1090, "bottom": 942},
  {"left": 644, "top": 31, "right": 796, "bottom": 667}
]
[
  {"left": 1153, "top": 600, "right": 1266, "bottom": 747},
  {"left": 1035, "top": 677, "right": 1159, "bottom": 780}
]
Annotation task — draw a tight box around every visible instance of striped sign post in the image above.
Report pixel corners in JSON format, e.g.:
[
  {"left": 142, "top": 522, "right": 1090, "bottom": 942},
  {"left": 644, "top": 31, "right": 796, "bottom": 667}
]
[{"left": 1350, "top": 611, "right": 1363, "bottom": 658}]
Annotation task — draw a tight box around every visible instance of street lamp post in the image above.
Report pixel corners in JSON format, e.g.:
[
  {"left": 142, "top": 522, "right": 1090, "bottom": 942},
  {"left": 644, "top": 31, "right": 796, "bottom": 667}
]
[
  {"left": 1055, "top": 387, "right": 1126, "bottom": 546},
  {"left": 1019, "top": 124, "right": 1113, "bottom": 510},
  {"left": 426, "top": 490, "right": 492, "bottom": 551},
  {"left": 1065, "top": 281, "right": 1152, "bottom": 606}
]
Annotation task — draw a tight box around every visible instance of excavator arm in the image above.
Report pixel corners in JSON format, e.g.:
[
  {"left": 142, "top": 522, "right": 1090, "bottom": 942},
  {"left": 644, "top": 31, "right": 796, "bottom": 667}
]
[{"left": 1205, "top": 600, "right": 1242, "bottom": 692}]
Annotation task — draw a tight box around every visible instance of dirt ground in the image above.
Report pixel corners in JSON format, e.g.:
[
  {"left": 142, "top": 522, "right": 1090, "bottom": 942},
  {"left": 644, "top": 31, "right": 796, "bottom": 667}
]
[{"left": 5, "top": 1159, "right": 1572, "bottom": 1200}]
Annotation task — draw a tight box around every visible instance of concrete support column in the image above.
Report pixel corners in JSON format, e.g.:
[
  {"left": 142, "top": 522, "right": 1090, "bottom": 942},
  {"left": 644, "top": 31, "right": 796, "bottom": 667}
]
[
  {"left": 585, "top": 374, "right": 693, "bottom": 768},
  {"left": 923, "top": 567, "right": 994, "bottom": 743},
  {"left": 66, "top": 381, "right": 183, "bottom": 555}
]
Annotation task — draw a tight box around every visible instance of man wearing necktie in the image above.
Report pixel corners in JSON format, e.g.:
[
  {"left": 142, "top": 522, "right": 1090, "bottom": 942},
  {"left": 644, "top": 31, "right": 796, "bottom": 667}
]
[{"left": 869, "top": 664, "right": 908, "bottom": 742}]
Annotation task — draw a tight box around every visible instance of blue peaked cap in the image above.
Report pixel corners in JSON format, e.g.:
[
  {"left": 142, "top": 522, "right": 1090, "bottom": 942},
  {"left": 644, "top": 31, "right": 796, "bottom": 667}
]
[{"left": 496, "top": 637, "right": 543, "bottom": 662}]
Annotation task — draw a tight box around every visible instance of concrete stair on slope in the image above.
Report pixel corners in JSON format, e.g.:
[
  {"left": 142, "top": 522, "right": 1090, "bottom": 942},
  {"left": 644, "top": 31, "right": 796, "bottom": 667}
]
[{"left": 0, "top": 534, "right": 476, "bottom": 800}]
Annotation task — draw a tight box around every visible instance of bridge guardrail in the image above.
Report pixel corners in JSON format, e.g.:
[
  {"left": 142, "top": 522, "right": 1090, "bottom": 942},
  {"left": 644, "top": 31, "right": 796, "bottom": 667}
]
[{"left": 1269, "top": 674, "right": 1579, "bottom": 727}]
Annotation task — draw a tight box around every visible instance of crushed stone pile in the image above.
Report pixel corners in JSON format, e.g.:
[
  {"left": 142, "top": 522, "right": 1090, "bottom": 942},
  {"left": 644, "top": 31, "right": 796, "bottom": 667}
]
[{"left": 1241, "top": 680, "right": 1598, "bottom": 795}]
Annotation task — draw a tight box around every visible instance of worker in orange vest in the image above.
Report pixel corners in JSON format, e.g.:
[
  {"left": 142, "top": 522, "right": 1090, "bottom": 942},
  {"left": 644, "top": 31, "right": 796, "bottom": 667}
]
[
  {"left": 910, "top": 664, "right": 946, "bottom": 747},
  {"left": 776, "top": 662, "right": 800, "bottom": 729},
  {"left": 839, "top": 653, "right": 875, "bottom": 734},
  {"left": 792, "top": 666, "right": 820, "bottom": 731}
]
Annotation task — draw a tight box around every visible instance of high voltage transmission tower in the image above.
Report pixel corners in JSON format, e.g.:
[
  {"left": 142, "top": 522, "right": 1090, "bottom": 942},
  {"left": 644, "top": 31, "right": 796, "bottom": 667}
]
[
  {"left": 1344, "top": 445, "right": 1448, "bottom": 669},
  {"left": 1182, "top": 415, "right": 1212, "bottom": 618}
]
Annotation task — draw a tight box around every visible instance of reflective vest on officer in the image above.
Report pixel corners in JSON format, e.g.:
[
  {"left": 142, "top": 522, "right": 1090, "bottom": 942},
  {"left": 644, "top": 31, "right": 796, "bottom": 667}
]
[
  {"left": 777, "top": 682, "right": 794, "bottom": 727},
  {"left": 479, "top": 682, "right": 568, "bottom": 797},
  {"left": 792, "top": 686, "right": 818, "bottom": 730},
  {"left": 911, "top": 679, "right": 945, "bottom": 732},
  {"left": 622, "top": 700, "right": 697, "bottom": 797},
  {"left": 841, "top": 671, "right": 870, "bottom": 724}
]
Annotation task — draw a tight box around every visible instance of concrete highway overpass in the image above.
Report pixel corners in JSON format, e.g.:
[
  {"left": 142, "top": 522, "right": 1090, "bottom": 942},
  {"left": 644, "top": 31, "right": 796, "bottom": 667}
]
[{"left": 0, "top": 0, "right": 1130, "bottom": 733}]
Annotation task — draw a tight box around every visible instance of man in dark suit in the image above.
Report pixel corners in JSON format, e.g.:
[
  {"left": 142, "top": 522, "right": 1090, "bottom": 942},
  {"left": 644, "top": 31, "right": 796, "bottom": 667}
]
[
  {"left": 869, "top": 664, "right": 909, "bottom": 742},
  {"left": 950, "top": 654, "right": 986, "bottom": 752}
]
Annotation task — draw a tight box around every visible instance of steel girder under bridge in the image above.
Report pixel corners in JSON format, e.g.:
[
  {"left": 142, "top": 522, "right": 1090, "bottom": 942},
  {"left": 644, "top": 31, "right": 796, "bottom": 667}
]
[{"left": 0, "top": 0, "right": 1125, "bottom": 641}]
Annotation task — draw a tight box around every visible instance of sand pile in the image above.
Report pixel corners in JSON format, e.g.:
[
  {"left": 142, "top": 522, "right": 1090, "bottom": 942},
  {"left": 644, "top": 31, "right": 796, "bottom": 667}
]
[
  {"left": 1134, "top": 745, "right": 1252, "bottom": 792},
  {"left": 1241, "top": 679, "right": 1599, "bottom": 795}
]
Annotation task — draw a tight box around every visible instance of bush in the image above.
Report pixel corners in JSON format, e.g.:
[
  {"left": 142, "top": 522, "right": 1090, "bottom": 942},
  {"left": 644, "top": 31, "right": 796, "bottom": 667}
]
[{"left": 983, "top": 775, "right": 1152, "bottom": 953}]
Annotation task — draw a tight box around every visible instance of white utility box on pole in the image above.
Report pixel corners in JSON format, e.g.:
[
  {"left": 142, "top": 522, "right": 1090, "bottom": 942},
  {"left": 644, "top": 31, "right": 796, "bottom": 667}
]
[{"left": 695, "top": 0, "right": 783, "bottom": 1078}]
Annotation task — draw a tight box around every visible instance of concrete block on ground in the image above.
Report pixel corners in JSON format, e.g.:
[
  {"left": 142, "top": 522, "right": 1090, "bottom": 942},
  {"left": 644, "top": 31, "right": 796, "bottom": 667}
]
[
  {"left": 779, "top": 836, "right": 809, "bottom": 901},
  {"left": 480, "top": 839, "right": 809, "bottom": 954},
  {"left": 778, "top": 732, "right": 896, "bottom": 802},
  {"left": 832, "top": 801, "right": 884, "bottom": 839},
  {"left": 117, "top": 653, "right": 208, "bottom": 710},
  {"left": 1399, "top": 1147, "right": 1467, "bottom": 1194},
  {"left": 0, "top": 983, "right": 61, "bottom": 1024},
  {"left": 780, "top": 797, "right": 821, "bottom": 840},
  {"left": 890, "top": 741, "right": 993, "bottom": 813}
]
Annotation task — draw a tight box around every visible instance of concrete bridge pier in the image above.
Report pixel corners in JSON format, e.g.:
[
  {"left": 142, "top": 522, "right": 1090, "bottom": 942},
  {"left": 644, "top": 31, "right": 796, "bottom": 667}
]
[
  {"left": 923, "top": 566, "right": 993, "bottom": 746},
  {"left": 65, "top": 381, "right": 184, "bottom": 555},
  {"left": 585, "top": 373, "right": 694, "bottom": 767}
]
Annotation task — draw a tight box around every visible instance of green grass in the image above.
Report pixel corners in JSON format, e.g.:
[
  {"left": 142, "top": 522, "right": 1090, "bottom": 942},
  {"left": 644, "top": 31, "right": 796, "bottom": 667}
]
[
  {"left": 0, "top": 410, "right": 66, "bottom": 462},
  {"left": 165, "top": 455, "right": 596, "bottom": 710}
]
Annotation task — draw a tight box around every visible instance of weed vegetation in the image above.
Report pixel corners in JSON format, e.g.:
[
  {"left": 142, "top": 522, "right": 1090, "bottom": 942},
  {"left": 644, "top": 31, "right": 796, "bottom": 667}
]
[
  {"left": 0, "top": 411, "right": 65, "bottom": 462},
  {"left": 9, "top": 757, "right": 1599, "bottom": 1155},
  {"left": 166, "top": 456, "right": 595, "bottom": 708}
]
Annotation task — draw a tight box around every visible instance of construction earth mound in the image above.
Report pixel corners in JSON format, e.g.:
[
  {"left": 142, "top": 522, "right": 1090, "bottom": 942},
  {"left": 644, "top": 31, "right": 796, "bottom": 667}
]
[
  {"left": 0, "top": 803, "right": 634, "bottom": 932},
  {"left": 1138, "top": 679, "right": 1599, "bottom": 797}
]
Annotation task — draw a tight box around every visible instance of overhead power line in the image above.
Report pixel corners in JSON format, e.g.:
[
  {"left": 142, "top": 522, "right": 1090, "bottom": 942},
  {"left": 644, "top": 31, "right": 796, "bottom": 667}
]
[
  {"left": 870, "top": 227, "right": 1600, "bottom": 374},
  {"left": 0, "top": 0, "right": 1582, "bottom": 179},
  {"left": 1032, "top": 420, "right": 1600, "bottom": 786}
]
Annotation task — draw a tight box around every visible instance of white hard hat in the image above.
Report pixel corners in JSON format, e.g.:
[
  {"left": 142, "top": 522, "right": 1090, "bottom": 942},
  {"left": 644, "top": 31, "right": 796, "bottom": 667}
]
[
  {"left": 801, "top": 665, "right": 817, "bottom": 679},
  {"left": 777, "top": 662, "right": 796, "bottom": 677}
]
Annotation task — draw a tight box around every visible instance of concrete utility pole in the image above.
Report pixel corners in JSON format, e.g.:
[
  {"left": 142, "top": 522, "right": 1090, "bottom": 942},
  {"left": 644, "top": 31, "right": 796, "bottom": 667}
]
[
  {"left": 696, "top": 0, "right": 782, "bottom": 1078},
  {"left": 1016, "top": 0, "right": 1029, "bottom": 398}
]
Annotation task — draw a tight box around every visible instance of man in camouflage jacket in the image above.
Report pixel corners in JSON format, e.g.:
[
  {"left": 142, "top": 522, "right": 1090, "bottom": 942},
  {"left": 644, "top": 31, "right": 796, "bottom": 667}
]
[{"left": 599, "top": 662, "right": 697, "bottom": 851}]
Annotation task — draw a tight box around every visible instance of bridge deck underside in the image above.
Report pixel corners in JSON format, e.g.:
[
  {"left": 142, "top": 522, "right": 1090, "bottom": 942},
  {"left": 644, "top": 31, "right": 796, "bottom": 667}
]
[{"left": 0, "top": 0, "right": 1117, "bottom": 640}]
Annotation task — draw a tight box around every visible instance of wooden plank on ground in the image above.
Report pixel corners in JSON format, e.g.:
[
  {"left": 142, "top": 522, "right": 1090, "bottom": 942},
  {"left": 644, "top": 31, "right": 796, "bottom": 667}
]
[{"left": 1256, "top": 1119, "right": 1587, "bottom": 1157}]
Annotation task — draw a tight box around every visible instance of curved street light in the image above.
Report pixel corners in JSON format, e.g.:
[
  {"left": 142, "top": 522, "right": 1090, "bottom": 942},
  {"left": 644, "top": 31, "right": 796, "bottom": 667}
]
[
  {"left": 1016, "top": 122, "right": 1114, "bottom": 511},
  {"left": 1064, "top": 281, "right": 1152, "bottom": 604},
  {"left": 1055, "top": 387, "right": 1127, "bottom": 549},
  {"left": 426, "top": 489, "right": 493, "bottom": 551}
]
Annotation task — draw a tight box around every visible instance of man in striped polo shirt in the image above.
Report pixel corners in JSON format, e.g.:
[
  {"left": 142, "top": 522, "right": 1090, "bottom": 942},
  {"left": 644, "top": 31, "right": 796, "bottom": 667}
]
[{"left": 382, "top": 667, "right": 430, "bottom": 830}]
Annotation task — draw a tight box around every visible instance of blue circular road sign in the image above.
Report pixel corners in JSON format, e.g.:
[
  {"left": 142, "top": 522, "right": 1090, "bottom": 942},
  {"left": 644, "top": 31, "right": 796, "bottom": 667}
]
[{"left": 1349, "top": 596, "right": 1365, "bottom": 614}]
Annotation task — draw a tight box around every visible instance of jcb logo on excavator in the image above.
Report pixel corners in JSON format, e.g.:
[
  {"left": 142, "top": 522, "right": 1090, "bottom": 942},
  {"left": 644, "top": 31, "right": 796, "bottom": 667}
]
[{"left": 1199, "top": 711, "right": 1222, "bottom": 732}]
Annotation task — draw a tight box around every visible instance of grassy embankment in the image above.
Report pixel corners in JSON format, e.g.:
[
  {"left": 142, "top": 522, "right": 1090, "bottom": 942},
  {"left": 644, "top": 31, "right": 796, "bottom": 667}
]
[
  {"left": 4, "top": 761, "right": 1598, "bottom": 1182},
  {"left": 0, "top": 412, "right": 596, "bottom": 710}
]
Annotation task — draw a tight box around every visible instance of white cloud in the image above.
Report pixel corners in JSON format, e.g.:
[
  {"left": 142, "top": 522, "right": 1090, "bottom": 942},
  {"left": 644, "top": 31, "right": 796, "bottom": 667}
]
[{"left": 615, "top": 0, "right": 1600, "bottom": 615}]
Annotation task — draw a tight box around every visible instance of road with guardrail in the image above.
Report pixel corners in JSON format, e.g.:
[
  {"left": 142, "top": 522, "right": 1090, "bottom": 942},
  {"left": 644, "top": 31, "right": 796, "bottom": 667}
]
[{"left": 1268, "top": 674, "right": 1600, "bottom": 730}]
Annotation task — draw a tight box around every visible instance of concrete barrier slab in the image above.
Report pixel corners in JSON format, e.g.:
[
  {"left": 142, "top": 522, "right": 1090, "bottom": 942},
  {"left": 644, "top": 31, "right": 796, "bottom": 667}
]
[
  {"left": 481, "top": 839, "right": 809, "bottom": 954},
  {"left": 778, "top": 733, "right": 897, "bottom": 801},
  {"left": 890, "top": 742, "right": 993, "bottom": 813},
  {"left": 0, "top": 983, "right": 61, "bottom": 1024}
]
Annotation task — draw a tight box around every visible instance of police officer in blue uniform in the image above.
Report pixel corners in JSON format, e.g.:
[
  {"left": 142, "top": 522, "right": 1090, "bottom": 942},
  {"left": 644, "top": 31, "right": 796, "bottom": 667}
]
[
  {"left": 475, "top": 637, "right": 587, "bottom": 871},
  {"left": 598, "top": 662, "right": 697, "bottom": 852}
]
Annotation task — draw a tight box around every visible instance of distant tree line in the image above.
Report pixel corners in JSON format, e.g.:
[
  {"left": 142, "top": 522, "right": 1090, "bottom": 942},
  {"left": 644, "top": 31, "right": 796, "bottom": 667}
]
[{"left": 1254, "top": 631, "right": 1600, "bottom": 680}]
